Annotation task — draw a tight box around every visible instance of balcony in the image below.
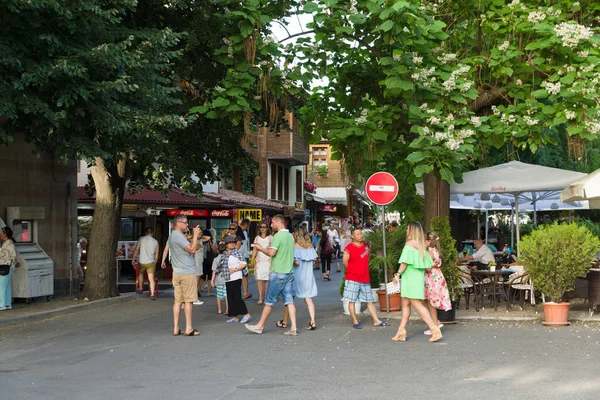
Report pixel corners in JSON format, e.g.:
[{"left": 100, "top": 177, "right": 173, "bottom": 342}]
[{"left": 266, "top": 130, "right": 309, "bottom": 166}]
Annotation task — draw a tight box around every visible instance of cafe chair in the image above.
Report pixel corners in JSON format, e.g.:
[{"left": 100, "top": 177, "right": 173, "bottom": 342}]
[
  {"left": 505, "top": 271, "right": 534, "bottom": 310},
  {"left": 457, "top": 272, "right": 479, "bottom": 311}
]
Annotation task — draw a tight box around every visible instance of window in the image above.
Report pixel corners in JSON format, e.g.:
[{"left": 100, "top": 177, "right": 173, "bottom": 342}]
[
  {"left": 284, "top": 168, "right": 289, "bottom": 202},
  {"left": 270, "top": 163, "right": 276, "bottom": 199},
  {"left": 277, "top": 165, "right": 284, "bottom": 200},
  {"left": 296, "top": 170, "right": 302, "bottom": 202}
]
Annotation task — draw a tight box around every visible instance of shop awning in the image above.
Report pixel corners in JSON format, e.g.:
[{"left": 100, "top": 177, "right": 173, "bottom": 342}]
[
  {"left": 305, "top": 192, "right": 326, "bottom": 204},
  {"left": 315, "top": 187, "right": 347, "bottom": 205}
]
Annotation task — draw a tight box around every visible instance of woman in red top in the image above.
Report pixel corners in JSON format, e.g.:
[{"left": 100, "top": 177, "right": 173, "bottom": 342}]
[{"left": 342, "top": 227, "right": 390, "bottom": 329}]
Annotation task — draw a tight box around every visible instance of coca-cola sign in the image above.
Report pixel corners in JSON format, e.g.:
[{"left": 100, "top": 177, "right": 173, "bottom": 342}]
[
  {"left": 211, "top": 209, "right": 232, "bottom": 218},
  {"left": 166, "top": 209, "right": 232, "bottom": 218},
  {"left": 166, "top": 209, "right": 208, "bottom": 217}
]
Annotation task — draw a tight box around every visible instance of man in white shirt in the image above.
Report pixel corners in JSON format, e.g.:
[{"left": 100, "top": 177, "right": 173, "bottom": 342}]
[
  {"left": 132, "top": 227, "right": 159, "bottom": 299},
  {"left": 459, "top": 238, "right": 495, "bottom": 265}
]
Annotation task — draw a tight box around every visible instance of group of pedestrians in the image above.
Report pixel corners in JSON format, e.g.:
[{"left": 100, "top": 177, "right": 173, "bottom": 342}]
[{"left": 162, "top": 214, "right": 449, "bottom": 343}]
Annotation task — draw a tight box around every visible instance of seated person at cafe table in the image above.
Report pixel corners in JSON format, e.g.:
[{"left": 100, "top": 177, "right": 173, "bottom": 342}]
[{"left": 458, "top": 238, "right": 495, "bottom": 265}]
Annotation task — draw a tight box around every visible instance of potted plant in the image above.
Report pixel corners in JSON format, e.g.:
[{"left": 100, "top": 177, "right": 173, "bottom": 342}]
[
  {"left": 430, "top": 216, "right": 461, "bottom": 324},
  {"left": 315, "top": 165, "right": 328, "bottom": 178},
  {"left": 365, "top": 225, "right": 406, "bottom": 312},
  {"left": 369, "top": 259, "right": 381, "bottom": 303},
  {"left": 519, "top": 222, "right": 600, "bottom": 326},
  {"left": 340, "top": 278, "right": 361, "bottom": 315}
]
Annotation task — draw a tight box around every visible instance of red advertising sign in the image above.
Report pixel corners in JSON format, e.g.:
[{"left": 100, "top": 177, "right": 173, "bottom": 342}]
[
  {"left": 210, "top": 209, "right": 233, "bottom": 218},
  {"left": 166, "top": 209, "right": 232, "bottom": 218},
  {"left": 166, "top": 209, "right": 208, "bottom": 217},
  {"left": 365, "top": 172, "right": 399, "bottom": 205}
]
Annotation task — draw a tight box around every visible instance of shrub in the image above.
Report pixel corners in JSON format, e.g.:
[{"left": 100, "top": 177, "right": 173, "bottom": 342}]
[{"left": 519, "top": 222, "right": 600, "bottom": 303}]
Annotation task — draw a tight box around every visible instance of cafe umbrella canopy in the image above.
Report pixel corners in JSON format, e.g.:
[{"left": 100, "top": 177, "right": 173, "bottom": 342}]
[
  {"left": 560, "top": 167, "right": 600, "bottom": 209},
  {"left": 419, "top": 161, "right": 587, "bottom": 255}
]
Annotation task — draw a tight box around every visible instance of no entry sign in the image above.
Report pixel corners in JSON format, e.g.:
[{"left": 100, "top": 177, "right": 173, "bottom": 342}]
[{"left": 365, "top": 172, "right": 399, "bottom": 205}]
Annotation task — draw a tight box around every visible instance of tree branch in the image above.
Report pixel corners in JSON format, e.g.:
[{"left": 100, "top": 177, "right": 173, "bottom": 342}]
[{"left": 278, "top": 30, "right": 315, "bottom": 43}]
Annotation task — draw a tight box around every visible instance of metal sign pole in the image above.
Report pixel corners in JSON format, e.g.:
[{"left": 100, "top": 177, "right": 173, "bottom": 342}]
[{"left": 382, "top": 205, "right": 390, "bottom": 313}]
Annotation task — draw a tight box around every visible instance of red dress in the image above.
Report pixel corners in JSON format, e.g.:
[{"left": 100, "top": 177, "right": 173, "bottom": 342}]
[{"left": 425, "top": 248, "right": 452, "bottom": 311}]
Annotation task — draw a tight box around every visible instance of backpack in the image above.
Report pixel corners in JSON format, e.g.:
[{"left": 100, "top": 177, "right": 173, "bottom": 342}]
[{"left": 321, "top": 241, "right": 333, "bottom": 256}]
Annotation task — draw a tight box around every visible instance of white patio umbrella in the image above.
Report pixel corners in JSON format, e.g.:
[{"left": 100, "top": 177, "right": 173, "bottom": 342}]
[
  {"left": 417, "top": 161, "right": 587, "bottom": 255},
  {"left": 560, "top": 168, "right": 600, "bottom": 209}
]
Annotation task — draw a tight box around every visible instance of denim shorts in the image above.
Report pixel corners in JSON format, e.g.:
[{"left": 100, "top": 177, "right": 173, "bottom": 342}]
[{"left": 264, "top": 272, "right": 295, "bottom": 306}]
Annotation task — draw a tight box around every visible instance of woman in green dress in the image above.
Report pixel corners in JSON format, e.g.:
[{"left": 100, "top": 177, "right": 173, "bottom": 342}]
[{"left": 391, "top": 221, "right": 443, "bottom": 343}]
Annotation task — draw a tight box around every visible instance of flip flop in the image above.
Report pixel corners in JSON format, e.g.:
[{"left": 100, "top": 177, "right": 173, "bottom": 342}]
[
  {"left": 276, "top": 320, "right": 287, "bottom": 329},
  {"left": 226, "top": 318, "right": 238, "bottom": 323},
  {"left": 352, "top": 323, "right": 363, "bottom": 329},
  {"left": 283, "top": 330, "right": 298, "bottom": 336},
  {"left": 184, "top": 329, "right": 199, "bottom": 336},
  {"left": 375, "top": 321, "right": 390, "bottom": 327},
  {"left": 172, "top": 329, "right": 182, "bottom": 336}
]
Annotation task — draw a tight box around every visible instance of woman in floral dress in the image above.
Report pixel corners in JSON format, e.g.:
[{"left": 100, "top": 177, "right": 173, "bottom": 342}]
[{"left": 424, "top": 231, "right": 451, "bottom": 335}]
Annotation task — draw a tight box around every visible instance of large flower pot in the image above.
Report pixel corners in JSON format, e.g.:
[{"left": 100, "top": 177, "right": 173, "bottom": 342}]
[
  {"left": 437, "top": 301, "right": 457, "bottom": 324},
  {"left": 342, "top": 300, "right": 362, "bottom": 315},
  {"left": 542, "top": 302, "right": 571, "bottom": 326},
  {"left": 376, "top": 290, "right": 401, "bottom": 312}
]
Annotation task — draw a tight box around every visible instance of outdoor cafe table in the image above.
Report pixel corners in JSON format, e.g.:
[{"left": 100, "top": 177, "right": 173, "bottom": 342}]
[{"left": 471, "top": 270, "right": 514, "bottom": 311}]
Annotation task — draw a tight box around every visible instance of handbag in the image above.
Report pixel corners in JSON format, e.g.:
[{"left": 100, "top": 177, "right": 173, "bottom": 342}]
[
  {"left": 0, "top": 264, "right": 10, "bottom": 276},
  {"left": 386, "top": 278, "right": 400, "bottom": 295}
]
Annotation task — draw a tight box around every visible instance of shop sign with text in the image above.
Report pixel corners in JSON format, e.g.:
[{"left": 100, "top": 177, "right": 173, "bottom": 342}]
[
  {"left": 237, "top": 208, "right": 262, "bottom": 222},
  {"left": 319, "top": 204, "right": 337, "bottom": 212},
  {"left": 166, "top": 209, "right": 232, "bottom": 218}
]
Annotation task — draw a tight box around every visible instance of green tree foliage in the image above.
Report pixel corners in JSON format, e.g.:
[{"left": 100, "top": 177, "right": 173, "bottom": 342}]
[{"left": 287, "top": 0, "right": 600, "bottom": 217}]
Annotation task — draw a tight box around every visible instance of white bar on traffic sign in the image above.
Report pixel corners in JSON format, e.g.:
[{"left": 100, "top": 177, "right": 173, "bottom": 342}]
[{"left": 369, "top": 185, "right": 395, "bottom": 192}]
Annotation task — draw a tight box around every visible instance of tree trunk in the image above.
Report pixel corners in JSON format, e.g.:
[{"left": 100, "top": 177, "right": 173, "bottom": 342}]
[
  {"left": 423, "top": 173, "right": 450, "bottom": 232},
  {"left": 82, "top": 156, "right": 128, "bottom": 300}
]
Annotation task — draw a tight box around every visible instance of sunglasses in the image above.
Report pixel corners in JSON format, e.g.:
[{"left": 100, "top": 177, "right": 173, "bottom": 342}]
[{"left": 259, "top": 226, "right": 268, "bottom": 229}]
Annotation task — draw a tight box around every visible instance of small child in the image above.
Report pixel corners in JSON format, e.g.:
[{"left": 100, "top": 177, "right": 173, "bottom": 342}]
[{"left": 211, "top": 243, "right": 228, "bottom": 315}]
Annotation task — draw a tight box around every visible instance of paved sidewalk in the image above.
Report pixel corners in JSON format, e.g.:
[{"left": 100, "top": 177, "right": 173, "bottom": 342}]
[
  {"left": 1, "top": 272, "right": 599, "bottom": 328},
  {"left": 0, "top": 293, "right": 137, "bottom": 327}
]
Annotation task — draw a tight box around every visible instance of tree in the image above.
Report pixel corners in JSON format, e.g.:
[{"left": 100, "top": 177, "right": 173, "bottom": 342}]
[
  {"left": 0, "top": 1, "right": 255, "bottom": 299},
  {"left": 287, "top": 0, "right": 600, "bottom": 228}
]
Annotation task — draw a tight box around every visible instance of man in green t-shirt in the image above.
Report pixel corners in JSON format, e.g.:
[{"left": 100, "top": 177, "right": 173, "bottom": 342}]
[{"left": 245, "top": 214, "right": 298, "bottom": 336}]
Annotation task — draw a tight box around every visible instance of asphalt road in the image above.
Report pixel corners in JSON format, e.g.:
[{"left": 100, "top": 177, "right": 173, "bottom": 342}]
[{"left": 1, "top": 269, "right": 599, "bottom": 400}]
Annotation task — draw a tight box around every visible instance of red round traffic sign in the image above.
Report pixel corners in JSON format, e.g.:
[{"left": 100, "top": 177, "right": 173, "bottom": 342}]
[{"left": 365, "top": 172, "right": 399, "bottom": 205}]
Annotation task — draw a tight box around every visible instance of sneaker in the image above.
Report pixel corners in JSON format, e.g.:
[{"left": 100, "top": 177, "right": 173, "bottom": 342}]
[
  {"left": 0, "top": 307, "right": 6, "bottom": 311},
  {"left": 136, "top": 289, "right": 143, "bottom": 295},
  {"left": 245, "top": 324, "right": 263, "bottom": 334},
  {"left": 193, "top": 300, "right": 204, "bottom": 305},
  {"left": 150, "top": 295, "right": 156, "bottom": 301},
  {"left": 283, "top": 330, "right": 298, "bottom": 336}
]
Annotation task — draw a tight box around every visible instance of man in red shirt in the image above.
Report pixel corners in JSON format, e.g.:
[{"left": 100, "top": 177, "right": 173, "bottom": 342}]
[{"left": 342, "top": 227, "right": 390, "bottom": 329}]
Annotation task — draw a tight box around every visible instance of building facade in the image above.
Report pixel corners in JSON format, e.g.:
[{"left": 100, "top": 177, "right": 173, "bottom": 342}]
[{"left": 0, "top": 135, "right": 78, "bottom": 297}]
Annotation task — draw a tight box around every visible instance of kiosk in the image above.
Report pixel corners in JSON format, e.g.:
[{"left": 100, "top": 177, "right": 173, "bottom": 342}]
[{"left": 7, "top": 207, "right": 54, "bottom": 302}]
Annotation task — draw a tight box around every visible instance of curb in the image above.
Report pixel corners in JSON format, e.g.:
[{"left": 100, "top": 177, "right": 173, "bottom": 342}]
[{"left": 0, "top": 294, "right": 137, "bottom": 328}]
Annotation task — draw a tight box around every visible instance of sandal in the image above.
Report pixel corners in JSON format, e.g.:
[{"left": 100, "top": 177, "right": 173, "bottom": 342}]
[
  {"left": 392, "top": 328, "right": 407, "bottom": 342},
  {"left": 184, "top": 329, "right": 200, "bottom": 336},
  {"left": 172, "top": 329, "right": 182, "bottom": 336},
  {"left": 276, "top": 319, "right": 287, "bottom": 329},
  {"left": 257, "top": 300, "right": 263, "bottom": 305},
  {"left": 305, "top": 322, "right": 317, "bottom": 331}
]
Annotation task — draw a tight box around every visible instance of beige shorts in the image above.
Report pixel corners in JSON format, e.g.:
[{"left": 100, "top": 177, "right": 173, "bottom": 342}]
[
  {"left": 138, "top": 262, "right": 156, "bottom": 275},
  {"left": 172, "top": 274, "right": 198, "bottom": 303}
]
